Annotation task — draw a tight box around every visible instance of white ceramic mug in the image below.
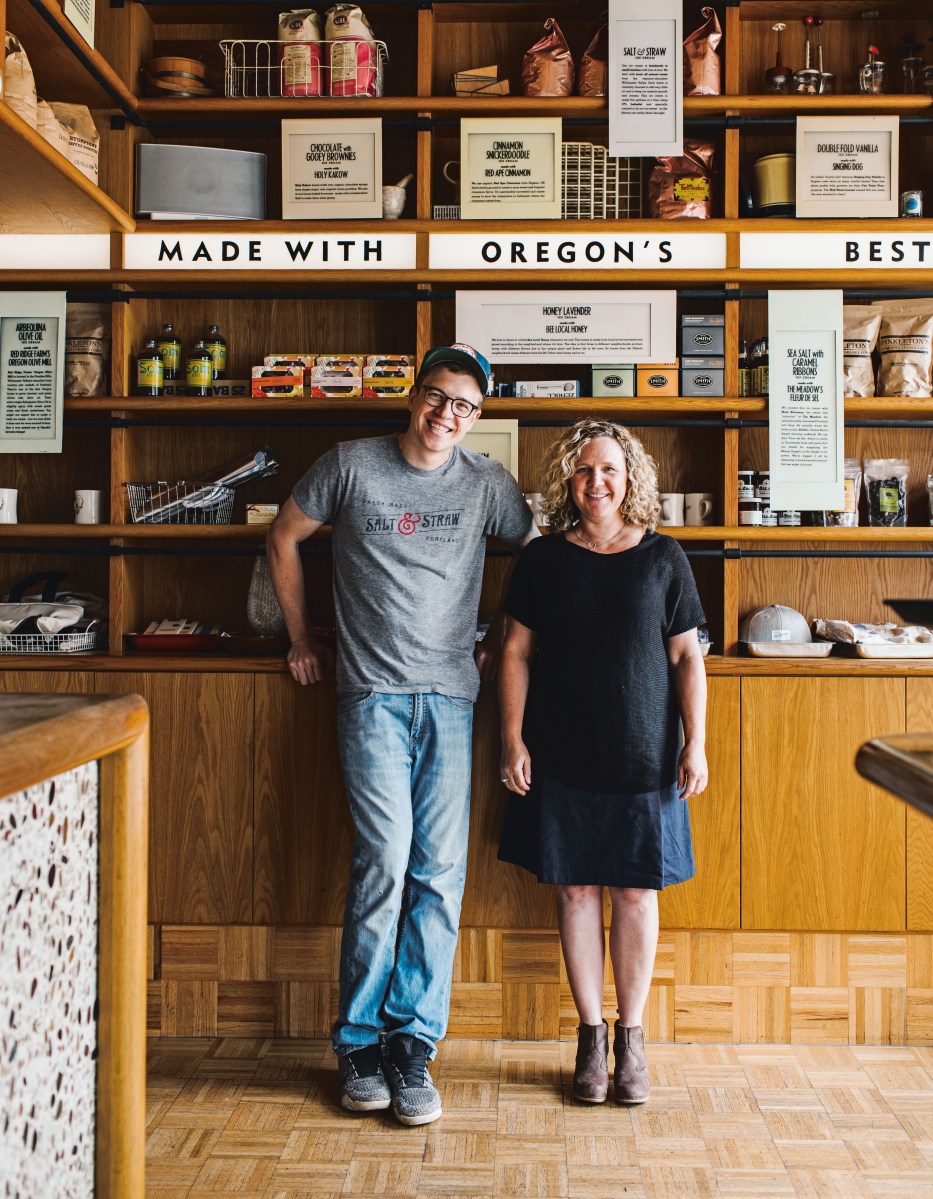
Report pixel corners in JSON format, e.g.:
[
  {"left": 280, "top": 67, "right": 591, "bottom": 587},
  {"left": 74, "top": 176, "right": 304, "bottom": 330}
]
[
  {"left": 685, "top": 492, "right": 714, "bottom": 526},
  {"left": 524, "top": 492, "right": 549, "bottom": 527},
  {"left": 74, "top": 489, "right": 101, "bottom": 524},
  {"left": 0, "top": 488, "right": 18, "bottom": 524},
  {"left": 658, "top": 492, "right": 685, "bottom": 527}
]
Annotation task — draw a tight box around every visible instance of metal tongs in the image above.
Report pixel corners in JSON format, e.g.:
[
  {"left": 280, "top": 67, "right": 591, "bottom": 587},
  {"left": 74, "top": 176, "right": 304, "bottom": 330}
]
[{"left": 134, "top": 447, "right": 279, "bottom": 523}]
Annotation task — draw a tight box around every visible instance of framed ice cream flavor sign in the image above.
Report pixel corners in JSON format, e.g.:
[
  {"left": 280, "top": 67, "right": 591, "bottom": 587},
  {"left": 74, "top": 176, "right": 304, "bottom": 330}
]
[
  {"left": 459, "top": 119, "right": 562, "bottom": 221},
  {"left": 462, "top": 420, "right": 519, "bottom": 481},
  {"left": 795, "top": 115, "right": 899, "bottom": 219},
  {"left": 281, "top": 117, "right": 382, "bottom": 219}
]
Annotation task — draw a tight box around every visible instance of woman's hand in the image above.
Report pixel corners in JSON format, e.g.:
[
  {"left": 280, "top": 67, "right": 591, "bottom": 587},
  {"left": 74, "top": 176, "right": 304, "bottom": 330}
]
[
  {"left": 677, "top": 740, "right": 708, "bottom": 799},
  {"left": 500, "top": 739, "right": 532, "bottom": 795}
]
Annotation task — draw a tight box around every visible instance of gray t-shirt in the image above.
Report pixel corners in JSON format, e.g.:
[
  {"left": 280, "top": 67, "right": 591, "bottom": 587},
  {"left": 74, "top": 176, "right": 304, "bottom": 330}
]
[{"left": 292, "top": 434, "right": 534, "bottom": 700}]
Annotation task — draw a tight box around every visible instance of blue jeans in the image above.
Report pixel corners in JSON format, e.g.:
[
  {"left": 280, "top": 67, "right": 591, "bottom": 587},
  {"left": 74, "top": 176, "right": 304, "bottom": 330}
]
[{"left": 332, "top": 691, "right": 473, "bottom": 1058}]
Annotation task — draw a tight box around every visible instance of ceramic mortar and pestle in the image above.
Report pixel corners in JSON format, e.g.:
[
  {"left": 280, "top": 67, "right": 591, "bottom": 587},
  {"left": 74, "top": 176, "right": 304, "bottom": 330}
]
[{"left": 382, "top": 173, "right": 413, "bottom": 219}]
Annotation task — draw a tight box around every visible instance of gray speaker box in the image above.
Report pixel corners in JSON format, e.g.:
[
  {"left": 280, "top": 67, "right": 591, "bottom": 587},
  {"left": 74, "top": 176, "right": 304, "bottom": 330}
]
[{"left": 136, "top": 144, "right": 267, "bottom": 220}]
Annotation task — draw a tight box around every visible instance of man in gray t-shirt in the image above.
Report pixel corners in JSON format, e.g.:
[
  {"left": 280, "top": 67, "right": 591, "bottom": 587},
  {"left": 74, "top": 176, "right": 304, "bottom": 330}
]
[{"left": 267, "top": 344, "right": 534, "bottom": 1126}]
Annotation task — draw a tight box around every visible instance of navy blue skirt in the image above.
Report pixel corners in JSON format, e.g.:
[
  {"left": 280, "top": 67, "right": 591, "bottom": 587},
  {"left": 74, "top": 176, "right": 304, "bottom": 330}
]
[{"left": 497, "top": 774, "right": 695, "bottom": 889}]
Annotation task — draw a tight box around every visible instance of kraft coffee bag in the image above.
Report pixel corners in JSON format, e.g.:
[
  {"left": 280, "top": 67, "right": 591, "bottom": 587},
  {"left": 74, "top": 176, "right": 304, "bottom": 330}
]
[
  {"left": 36, "top": 99, "right": 71, "bottom": 159},
  {"left": 684, "top": 6, "right": 722, "bottom": 96},
  {"left": 577, "top": 16, "right": 608, "bottom": 98},
  {"left": 522, "top": 18, "right": 573, "bottom": 97},
  {"left": 872, "top": 298, "right": 933, "bottom": 398},
  {"left": 843, "top": 304, "right": 882, "bottom": 398},
  {"left": 648, "top": 141, "right": 715, "bottom": 219},
  {"left": 65, "top": 303, "right": 110, "bottom": 398},
  {"left": 49, "top": 103, "right": 100, "bottom": 183},
  {"left": 4, "top": 33, "right": 38, "bottom": 129}
]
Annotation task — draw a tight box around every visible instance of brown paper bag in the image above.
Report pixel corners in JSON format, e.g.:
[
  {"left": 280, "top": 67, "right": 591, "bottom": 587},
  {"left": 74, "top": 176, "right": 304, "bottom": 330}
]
[
  {"left": 522, "top": 18, "right": 573, "bottom": 97},
  {"left": 684, "top": 6, "right": 722, "bottom": 97},
  {"left": 577, "top": 16, "right": 608, "bottom": 98}
]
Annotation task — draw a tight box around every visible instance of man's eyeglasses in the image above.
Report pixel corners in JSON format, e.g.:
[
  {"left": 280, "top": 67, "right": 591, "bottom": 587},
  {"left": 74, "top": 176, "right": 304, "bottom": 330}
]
[{"left": 419, "top": 385, "right": 481, "bottom": 420}]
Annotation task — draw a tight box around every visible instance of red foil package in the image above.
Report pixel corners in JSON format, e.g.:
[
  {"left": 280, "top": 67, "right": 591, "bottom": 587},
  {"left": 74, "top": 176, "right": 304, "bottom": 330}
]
[
  {"left": 577, "top": 17, "right": 608, "bottom": 97},
  {"left": 521, "top": 18, "right": 574, "bottom": 97},
  {"left": 648, "top": 141, "right": 715, "bottom": 220},
  {"left": 279, "top": 10, "right": 323, "bottom": 98},
  {"left": 683, "top": 6, "right": 722, "bottom": 97}
]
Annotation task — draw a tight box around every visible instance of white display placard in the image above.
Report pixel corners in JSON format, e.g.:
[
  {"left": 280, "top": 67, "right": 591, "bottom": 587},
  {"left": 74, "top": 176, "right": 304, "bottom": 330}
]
[
  {"left": 459, "top": 119, "right": 561, "bottom": 221},
  {"left": 456, "top": 290, "right": 676, "bottom": 365},
  {"left": 123, "top": 233, "right": 416, "bottom": 271},
  {"left": 796, "top": 116, "right": 899, "bottom": 219},
  {"left": 742, "top": 232, "right": 933, "bottom": 270},
  {"left": 608, "top": 0, "right": 681, "bottom": 158},
  {"left": 461, "top": 420, "right": 519, "bottom": 482},
  {"left": 0, "top": 236, "right": 110, "bottom": 271},
  {"left": 768, "top": 290, "right": 844, "bottom": 513},
  {"left": 430, "top": 233, "right": 726, "bottom": 271},
  {"left": 281, "top": 118, "right": 382, "bottom": 219},
  {"left": 0, "top": 291, "right": 65, "bottom": 455},
  {"left": 63, "top": 0, "right": 94, "bottom": 47}
]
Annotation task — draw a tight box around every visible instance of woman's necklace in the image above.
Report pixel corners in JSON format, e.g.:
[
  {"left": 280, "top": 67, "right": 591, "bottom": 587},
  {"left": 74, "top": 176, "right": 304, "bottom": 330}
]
[{"left": 573, "top": 523, "right": 627, "bottom": 550}]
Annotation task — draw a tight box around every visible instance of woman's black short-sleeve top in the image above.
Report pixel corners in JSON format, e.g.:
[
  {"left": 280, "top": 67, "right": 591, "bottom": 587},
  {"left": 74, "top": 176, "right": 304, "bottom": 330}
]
[{"left": 504, "top": 530, "right": 705, "bottom": 793}]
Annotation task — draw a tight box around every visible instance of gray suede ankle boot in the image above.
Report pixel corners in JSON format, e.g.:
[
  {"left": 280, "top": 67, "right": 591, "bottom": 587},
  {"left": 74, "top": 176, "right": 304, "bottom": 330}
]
[
  {"left": 613, "top": 1022, "right": 649, "bottom": 1104},
  {"left": 572, "top": 1020, "right": 609, "bottom": 1103}
]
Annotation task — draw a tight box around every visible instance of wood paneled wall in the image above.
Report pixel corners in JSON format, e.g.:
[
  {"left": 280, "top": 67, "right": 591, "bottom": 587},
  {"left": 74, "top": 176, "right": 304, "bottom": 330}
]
[{"left": 2, "top": 670, "right": 929, "bottom": 1044}]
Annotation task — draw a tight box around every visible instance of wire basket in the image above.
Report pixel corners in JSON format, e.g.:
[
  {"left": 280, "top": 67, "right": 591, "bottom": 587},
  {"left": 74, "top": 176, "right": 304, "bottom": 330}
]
[
  {"left": 124, "top": 481, "right": 236, "bottom": 525},
  {"left": 0, "top": 629, "right": 101, "bottom": 654},
  {"left": 220, "top": 38, "right": 388, "bottom": 98},
  {"left": 562, "top": 143, "right": 643, "bottom": 220}
]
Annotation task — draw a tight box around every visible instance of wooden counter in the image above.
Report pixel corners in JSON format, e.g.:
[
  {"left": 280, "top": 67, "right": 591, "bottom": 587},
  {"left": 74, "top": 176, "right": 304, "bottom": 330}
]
[
  {"left": 0, "top": 671, "right": 929, "bottom": 1047},
  {"left": 0, "top": 693, "right": 149, "bottom": 1199}
]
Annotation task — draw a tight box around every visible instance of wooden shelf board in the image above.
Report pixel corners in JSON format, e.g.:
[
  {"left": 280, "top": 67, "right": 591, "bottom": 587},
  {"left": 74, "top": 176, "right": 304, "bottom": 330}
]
[
  {"left": 0, "top": 524, "right": 266, "bottom": 539},
  {"left": 7, "top": 650, "right": 933, "bottom": 676},
  {"left": 133, "top": 93, "right": 932, "bottom": 121},
  {"left": 7, "top": 0, "right": 135, "bottom": 111},
  {"left": 0, "top": 103, "right": 135, "bottom": 234},
  {"left": 64, "top": 395, "right": 762, "bottom": 415},
  {"left": 739, "top": 0, "right": 933, "bottom": 20}
]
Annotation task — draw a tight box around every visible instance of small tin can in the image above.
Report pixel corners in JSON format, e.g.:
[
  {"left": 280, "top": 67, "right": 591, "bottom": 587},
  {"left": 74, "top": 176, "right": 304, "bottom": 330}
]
[
  {"left": 900, "top": 190, "right": 923, "bottom": 218},
  {"left": 738, "top": 470, "right": 755, "bottom": 500},
  {"left": 778, "top": 510, "right": 802, "bottom": 527},
  {"left": 761, "top": 504, "right": 777, "bottom": 527},
  {"left": 739, "top": 498, "right": 763, "bottom": 526}
]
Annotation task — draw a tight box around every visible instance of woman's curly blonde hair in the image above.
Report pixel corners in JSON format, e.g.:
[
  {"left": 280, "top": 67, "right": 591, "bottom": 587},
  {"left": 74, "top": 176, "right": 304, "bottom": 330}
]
[{"left": 539, "top": 419, "right": 661, "bottom": 533}]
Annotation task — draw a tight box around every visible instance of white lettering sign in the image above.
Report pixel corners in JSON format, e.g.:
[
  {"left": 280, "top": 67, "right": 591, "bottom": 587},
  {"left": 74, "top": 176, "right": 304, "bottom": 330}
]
[
  {"left": 768, "top": 290, "right": 844, "bottom": 512},
  {"left": 743, "top": 233, "right": 933, "bottom": 270},
  {"left": 430, "top": 234, "right": 725, "bottom": 271},
  {"left": 457, "top": 290, "right": 676, "bottom": 365},
  {"left": 609, "top": 0, "right": 681, "bottom": 158},
  {"left": 64, "top": 0, "right": 94, "bottom": 47},
  {"left": 0, "top": 236, "right": 110, "bottom": 271},
  {"left": 123, "top": 234, "right": 416, "bottom": 270}
]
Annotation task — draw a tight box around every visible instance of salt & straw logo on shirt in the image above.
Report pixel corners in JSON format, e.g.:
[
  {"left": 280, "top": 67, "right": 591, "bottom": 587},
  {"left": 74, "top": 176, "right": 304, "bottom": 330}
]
[{"left": 364, "top": 510, "right": 464, "bottom": 536}]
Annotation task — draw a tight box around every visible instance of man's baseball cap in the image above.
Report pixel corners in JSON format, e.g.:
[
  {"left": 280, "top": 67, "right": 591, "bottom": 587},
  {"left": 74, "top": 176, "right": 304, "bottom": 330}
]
[
  {"left": 739, "top": 604, "right": 812, "bottom": 644},
  {"left": 417, "top": 343, "right": 491, "bottom": 395}
]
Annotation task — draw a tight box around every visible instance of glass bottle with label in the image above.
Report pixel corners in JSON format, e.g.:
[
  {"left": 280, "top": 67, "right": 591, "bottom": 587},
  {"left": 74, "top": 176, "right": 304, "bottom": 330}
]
[
  {"left": 760, "top": 337, "right": 770, "bottom": 397},
  {"left": 157, "top": 322, "right": 181, "bottom": 379},
  {"left": 205, "top": 324, "right": 227, "bottom": 379},
  {"left": 137, "top": 338, "right": 164, "bottom": 396},
  {"left": 186, "top": 340, "right": 213, "bottom": 397},
  {"left": 737, "top": 339, "right": 748, "bottom": 397}
]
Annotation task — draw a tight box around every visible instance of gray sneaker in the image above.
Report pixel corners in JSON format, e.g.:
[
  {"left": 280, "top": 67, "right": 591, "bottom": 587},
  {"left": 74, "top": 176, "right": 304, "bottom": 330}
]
[
  {"left": 385, "top": 1035, "right": 442, "bottom": 1126},
  {"left": 338, "top": 1044, "right": 391, "bottom": 1112}
]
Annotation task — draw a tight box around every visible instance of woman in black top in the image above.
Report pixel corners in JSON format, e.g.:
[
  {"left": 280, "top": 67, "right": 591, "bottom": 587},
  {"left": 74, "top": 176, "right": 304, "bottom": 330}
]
[{"left": 498, "top": 419, "right": 708, "bottom": 1106}]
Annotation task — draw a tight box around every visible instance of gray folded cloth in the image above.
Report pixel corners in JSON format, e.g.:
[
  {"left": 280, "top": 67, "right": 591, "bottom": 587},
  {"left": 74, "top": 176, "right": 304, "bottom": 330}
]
[{"left": 0, "top": 603, "right": 85, "bottom": 634}]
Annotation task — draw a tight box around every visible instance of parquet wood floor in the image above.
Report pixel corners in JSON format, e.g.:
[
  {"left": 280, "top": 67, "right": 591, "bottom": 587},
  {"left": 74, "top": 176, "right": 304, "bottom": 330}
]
[{"left": 146, "top": 1038, "right": 933, "bottom": 1199}]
